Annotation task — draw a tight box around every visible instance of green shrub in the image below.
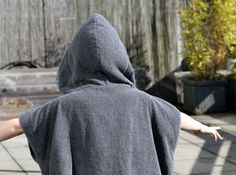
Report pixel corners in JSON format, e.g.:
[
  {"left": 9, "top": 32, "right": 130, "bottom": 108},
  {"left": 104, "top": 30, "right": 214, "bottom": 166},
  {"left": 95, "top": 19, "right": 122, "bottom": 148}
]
[{"left": 180, "top": 0, "right": 236, "bottom": 80}]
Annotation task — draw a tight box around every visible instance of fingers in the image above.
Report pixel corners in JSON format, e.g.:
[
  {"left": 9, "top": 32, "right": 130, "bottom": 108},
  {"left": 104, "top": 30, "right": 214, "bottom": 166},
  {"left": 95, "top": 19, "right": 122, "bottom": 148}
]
[
  {"left": 191, "top": 125, "right": 223, "bottom": 141},
  {"left": 214, "top": 130, "right": 223, "bottom": 141},
  {"left": 209, "top": 127, "right": 223, "bottom": 141},
  {"left": 199, "top": 126, "right": 223, "bottom": 141}
]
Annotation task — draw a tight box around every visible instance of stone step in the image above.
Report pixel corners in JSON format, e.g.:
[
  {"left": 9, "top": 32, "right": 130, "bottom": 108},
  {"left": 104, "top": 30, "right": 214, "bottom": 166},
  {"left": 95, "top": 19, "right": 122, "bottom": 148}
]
[
  {"left": 0, "top": 68, "right": 60, "bottom": 96},
  {"left": 26, "top": 94, "right": 60, "bottom": 106},
  {"left": 0, "top": 94, "right": 60, "bottom": 120},
  {"left": 0, "top": 68, "right": 57, "bottom": 86},
  {"left": 0, "top": 84, "right": 60, "bottom": 96}
]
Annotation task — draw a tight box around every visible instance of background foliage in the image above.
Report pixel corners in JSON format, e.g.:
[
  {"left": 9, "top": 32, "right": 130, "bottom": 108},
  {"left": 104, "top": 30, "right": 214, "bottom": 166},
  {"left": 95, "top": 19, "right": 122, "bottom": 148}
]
[{"left": 180, "top": 0, "right": 236, "bottom": 80}]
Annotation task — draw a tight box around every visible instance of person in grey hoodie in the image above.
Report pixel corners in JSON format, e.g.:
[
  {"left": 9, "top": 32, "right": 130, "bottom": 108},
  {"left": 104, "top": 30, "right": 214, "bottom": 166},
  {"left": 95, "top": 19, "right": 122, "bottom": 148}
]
[{"left": 0, "top": 14, "right": 222, "bottom": 175}]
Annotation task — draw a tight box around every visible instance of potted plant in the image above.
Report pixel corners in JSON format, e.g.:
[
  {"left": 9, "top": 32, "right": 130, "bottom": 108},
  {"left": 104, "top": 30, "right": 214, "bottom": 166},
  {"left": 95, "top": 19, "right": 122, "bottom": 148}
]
[
  {"left": 180, "top": 0, "right": 235, "bottom": 114},
  {"left": 228, "top": 57, "right": 236, "bottom": 110}
]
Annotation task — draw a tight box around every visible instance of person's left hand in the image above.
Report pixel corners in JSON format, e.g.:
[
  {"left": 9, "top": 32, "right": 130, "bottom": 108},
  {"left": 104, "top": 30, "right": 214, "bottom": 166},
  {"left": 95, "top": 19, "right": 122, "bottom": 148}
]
[{"left": 192, "top": 126, "right": 223, "bottom": 141}]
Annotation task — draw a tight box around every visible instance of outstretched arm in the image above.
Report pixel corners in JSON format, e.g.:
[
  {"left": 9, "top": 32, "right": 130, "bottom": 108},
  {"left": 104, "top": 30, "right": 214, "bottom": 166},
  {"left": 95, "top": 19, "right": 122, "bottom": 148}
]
[
  {"left": 0, "top": 118, "right": 23, "bottom": 141},
  {"left": 180, "top": 112, "right": 223, "bottom": 141}
]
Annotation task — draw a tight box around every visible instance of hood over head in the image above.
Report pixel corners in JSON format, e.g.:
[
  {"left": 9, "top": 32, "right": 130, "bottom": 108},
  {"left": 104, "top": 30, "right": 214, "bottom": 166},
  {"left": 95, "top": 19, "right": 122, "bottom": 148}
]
[{"left": 57, "top": 14, "right": 136, "bottom": 94}]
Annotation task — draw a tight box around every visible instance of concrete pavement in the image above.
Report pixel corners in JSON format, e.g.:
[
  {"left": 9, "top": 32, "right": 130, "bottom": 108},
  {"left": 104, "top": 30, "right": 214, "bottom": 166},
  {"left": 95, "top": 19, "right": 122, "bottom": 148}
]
[
  {"left": 0, "top": 134, "right": 40, "bottom": 175},
  {"left": 1, "top": 69, "right": 236, "bottom": 174},
  {"left": 0, "top": 112, "right": 236, "bottom": 175},
  {"left": 175, "top": 113, "right": 236, "bottom": 175}
]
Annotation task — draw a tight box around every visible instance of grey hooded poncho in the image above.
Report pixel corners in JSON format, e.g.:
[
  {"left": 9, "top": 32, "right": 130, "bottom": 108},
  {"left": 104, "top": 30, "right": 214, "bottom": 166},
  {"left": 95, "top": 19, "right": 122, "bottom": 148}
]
[{"left": 20, "top": 14, "right": 181, "bottom": 175}]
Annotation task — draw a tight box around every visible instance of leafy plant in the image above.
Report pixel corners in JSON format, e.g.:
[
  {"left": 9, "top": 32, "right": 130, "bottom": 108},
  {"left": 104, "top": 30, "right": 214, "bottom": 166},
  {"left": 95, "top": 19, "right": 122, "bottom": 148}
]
[
  {"left": 228, "top": 45, "right": 236, "bottom": 58},
  {"left": 229, "top": 60, "right": 236, "bottom": 78},
  {"left": 228, "top": 0, "right": 236, "bottom": 58},
  {"left": 180, "top": 0, "right": 236, "bottom": 80}
]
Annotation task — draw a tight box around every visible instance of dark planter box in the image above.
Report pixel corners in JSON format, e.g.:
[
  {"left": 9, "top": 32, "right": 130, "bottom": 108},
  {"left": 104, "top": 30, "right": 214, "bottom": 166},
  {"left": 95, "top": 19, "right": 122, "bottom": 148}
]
[
  {"left": 228, "top": 78, "right": 236, "bottom": 110},
  {"left": 183, "top": 78, "right": 228, "bottom": 114}
]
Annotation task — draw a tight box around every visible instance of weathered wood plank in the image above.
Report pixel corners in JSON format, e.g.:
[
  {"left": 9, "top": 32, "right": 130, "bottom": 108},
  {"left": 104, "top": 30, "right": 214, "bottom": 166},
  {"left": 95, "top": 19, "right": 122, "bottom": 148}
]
[
  {"left": 5, "top": 0, "right": 31, "bottom": 64},
  {"left": 0, "top": 0, "right": 45, "bottom": 68},
  {"left": 44, "top": 0, "right": 78, "bottom": 67},
  {"left": 0, "top": 0, "right": 183, "bottom": 83},
  {"left": 152, "top": 0, "right": 181, "bottom": 81},
  {"left": 29, "top": 0, "right": 45, "bottom": 66}
]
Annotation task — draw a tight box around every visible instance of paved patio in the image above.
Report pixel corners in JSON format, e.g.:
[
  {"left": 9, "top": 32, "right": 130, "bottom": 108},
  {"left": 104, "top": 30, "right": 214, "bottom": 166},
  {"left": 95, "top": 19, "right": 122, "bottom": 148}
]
[
  {"left": 175, "top": 113, "right": 236, "bottom": 175},
  {"left": 1, "top": 69, "right": 236, "bottom": 174},
  {"left": 0, "top": 112, "right": 236, "bottom": 175}
]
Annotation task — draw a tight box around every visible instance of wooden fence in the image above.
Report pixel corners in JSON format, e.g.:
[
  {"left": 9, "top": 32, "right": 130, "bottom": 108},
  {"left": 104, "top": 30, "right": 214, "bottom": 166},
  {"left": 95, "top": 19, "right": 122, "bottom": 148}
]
[{"left": 0, "top": 0, "right": 183, "bottom": 82}]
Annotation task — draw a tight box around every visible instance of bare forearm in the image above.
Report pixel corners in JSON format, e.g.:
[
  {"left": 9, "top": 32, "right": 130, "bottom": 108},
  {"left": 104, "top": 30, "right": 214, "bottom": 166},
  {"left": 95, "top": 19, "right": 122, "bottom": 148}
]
[
  {"left": 180, "top": 112, "right": 222, "bottom": 141},
  {"left": 180, "top": 112, "right": 204, "bottom": 130},
  {"left": 0, "top": 118, "right": 23, "bottom": 141}
]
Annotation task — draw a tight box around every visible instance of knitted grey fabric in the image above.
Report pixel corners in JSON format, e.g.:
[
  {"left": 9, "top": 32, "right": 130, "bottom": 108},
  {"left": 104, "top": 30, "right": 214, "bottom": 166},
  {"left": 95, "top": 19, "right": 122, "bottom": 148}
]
[{"left": 20, "top": 14, "right": 181, "bottom": 175}]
